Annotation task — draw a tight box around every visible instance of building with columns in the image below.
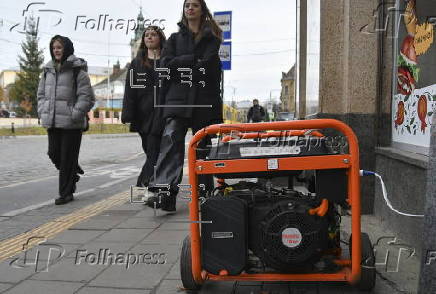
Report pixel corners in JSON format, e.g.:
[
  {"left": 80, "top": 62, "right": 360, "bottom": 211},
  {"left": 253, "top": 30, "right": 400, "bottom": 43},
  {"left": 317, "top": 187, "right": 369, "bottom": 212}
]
[{"left": 295, "top": 0, "right": 436, "bottom": 272}]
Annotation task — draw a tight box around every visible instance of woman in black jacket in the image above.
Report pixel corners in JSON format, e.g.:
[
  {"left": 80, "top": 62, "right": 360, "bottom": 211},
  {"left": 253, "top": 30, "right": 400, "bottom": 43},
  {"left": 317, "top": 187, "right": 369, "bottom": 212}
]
[
  {"left": 121, "top": 25, "right": 166, "bottom": 187},
  {"left": 146, "top": 0, "right": 223, "bottom": 212}
]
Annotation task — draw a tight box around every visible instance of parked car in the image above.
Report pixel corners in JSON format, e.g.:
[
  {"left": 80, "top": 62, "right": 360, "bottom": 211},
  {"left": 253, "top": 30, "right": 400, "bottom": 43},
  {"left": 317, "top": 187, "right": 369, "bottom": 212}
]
[
  {"left": 276, "top": 112, "right": 295, "bottom": 121},
  {"left": 9, "top": 112, "right": 16, "bottom": 118},
  {"left": 0, "top": 110, "right": 10, "bottom": 118}
]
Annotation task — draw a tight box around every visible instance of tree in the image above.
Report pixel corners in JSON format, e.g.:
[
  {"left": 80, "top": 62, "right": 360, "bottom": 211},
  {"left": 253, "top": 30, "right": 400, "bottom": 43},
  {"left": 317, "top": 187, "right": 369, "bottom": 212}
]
[{"left": 9, "top": 15, "right": 44, "bottom": 117}]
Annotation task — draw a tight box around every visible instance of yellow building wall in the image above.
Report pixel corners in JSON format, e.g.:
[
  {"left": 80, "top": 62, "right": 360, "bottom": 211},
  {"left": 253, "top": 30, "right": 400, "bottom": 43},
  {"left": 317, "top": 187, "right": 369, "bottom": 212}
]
[
  {"left": 281, "top": 79, "right": 295, "bottom": 112},
  {"left": 0, "top": 71, "right": 18, "bottom": 88},
  {"left": 89, "top": 74, "right": 108, "bottom": 86}
]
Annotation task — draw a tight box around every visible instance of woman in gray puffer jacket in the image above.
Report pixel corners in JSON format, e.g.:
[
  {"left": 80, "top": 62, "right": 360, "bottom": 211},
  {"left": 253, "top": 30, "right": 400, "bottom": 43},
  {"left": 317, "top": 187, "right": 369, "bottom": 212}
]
[{"left": 37, "top": 35, "right": 95, "bottom": 205}]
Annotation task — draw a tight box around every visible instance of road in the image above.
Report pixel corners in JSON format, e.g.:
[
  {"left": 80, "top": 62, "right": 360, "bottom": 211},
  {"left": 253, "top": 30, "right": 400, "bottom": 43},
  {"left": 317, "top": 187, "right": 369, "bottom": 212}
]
[{"left": 0, "top": 134, "right": 145, "bottom": 216}]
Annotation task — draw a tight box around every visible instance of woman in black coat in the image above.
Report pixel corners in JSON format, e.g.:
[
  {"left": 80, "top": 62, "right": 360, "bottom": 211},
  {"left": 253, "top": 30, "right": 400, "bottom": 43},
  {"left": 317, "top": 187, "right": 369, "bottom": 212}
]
[
  {"left": 146, "top": 0, "right": 223, "bottom": 212},
  {"left": 121, "top": 25, "right": 166, "bottom": 187}
]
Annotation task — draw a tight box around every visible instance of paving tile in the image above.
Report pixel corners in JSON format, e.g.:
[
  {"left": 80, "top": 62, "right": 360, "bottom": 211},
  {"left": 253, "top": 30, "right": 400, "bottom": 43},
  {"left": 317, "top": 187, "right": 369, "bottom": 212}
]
[
  {"left": 88, "top": 262, "right": 171, "bottom": 289},
  {"left": 129, "top": 243, "right": 181, "bottom": 265},
  {"left": 92, "top": 229, "right": 153, "bottom": 243},
  {"left": 30, "top": 257, "right": 107, "bottom": 283},
  {"left": 115, "top": 218, "right": 162, "bottom": 229},
  {"left": 362, "top": 275, "right": 401, "bottom": 294},
  {"left": 132, "top": 208, "right": 162, "bottom": 218},
  {"left": 66, "top": 242, "right": 136, "bottom": 259},
  {"left": 0, "top": 283, "right": 13, "bottom": 293},
  {"left": 10, "top": 243, "right": 80, "bottom": 262},
  {"left": 3, "top": 280, "right": 83, "bottom": 294},
  {"left": 76, "top": 286, "right": 150, "bottom": 294},
  {"left": 111, "top": 203, "right": 144, "bottom": 211},
  {"left": 165, "top": 258, "right": 181, "bottom": 280},
  {"left": 69, "top": 219, "right": 123, "bottom": 230},
  {"left": 154, "top": 279, "right": 185, "bottom": 294},
  {"left": 0, "top": 258, "right": 38, "bottom": 283},
  {"left": 87, "top": 214, "right": 131, "bottom": 222},
  {"left": 141, "top": 230, "right": 189, "bottom": 245},
  {"left": 97, "top": 210, "right": 139, "bottom": 217},
  {"left": 49, "top": 230, "right": 106, "bottom": 245},
  {"left": 158, "top": 221, "right": 190, "bottom": 231}
]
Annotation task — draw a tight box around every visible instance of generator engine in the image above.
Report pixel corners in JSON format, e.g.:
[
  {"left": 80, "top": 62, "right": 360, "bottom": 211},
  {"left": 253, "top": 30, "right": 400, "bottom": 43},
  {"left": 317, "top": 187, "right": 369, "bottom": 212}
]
[{"left": 201, "top": 183, "right": 341, "bottom": 275}]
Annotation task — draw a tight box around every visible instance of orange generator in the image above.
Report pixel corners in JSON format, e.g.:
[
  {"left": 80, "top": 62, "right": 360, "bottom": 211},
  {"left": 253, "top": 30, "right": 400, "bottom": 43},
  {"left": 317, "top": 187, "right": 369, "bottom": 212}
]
[{"left": 180, "top": 119, "right": 376, "bottom": 291}]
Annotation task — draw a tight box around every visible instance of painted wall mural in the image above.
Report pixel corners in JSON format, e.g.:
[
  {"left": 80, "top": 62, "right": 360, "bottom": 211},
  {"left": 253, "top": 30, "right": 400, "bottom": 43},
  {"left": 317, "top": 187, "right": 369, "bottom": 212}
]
[{"left": 392, "top": 0, "right": 436, "bottom": 148}]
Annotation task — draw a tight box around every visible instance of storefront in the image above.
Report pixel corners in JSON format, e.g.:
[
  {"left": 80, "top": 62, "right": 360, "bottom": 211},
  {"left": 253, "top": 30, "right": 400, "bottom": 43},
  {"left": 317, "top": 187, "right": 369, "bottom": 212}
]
[{"left": 392, "top": 0, "right": 436, "bottom": 154}]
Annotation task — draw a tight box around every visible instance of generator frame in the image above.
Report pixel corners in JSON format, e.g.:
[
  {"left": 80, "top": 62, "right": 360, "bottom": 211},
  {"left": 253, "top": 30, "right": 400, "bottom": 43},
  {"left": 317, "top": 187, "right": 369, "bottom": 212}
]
[{"left": 186, "top": 119, "right": 362, "bottom": 285}]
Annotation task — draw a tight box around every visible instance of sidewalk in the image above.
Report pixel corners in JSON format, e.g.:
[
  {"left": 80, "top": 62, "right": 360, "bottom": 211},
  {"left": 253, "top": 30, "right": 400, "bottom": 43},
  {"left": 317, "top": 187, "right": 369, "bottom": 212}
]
[{"left": 0, "top": 179, "right": 419, "bottom": 293}]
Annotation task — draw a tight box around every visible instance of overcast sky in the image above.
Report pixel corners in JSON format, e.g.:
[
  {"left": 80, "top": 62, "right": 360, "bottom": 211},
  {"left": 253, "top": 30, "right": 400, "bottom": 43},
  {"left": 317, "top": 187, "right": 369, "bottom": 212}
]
[{"left": 0, "top": 0, "right": 297, "bottom": 102}]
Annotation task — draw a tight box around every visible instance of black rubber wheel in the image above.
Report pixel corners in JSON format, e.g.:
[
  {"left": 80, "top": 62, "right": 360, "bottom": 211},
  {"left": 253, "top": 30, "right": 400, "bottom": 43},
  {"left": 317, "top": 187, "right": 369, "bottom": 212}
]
[
  {"left": 180, "top": 236, "right": 202, "bottom": 291},
  {"left": 349, "top": 232, "right": 376, "bottom": 291}
]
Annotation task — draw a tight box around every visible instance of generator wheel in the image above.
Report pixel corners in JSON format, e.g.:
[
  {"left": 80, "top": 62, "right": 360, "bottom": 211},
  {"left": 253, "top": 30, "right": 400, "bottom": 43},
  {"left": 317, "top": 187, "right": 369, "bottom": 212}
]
[
  {"left": 349, "top": 232, "right": 376, "bottom": 291},
  {"left": 180, "top": 236, "right": 202, "bottom": 291}
]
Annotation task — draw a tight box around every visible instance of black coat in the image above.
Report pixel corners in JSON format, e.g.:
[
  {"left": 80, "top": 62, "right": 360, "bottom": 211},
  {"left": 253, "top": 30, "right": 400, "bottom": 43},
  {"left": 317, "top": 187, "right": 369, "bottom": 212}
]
[
  {"left": 160, "top": 22, "right": 223, "bottom": 130},
  {"left": 121, "top": 57, "right": 164, "bottom": 134}
]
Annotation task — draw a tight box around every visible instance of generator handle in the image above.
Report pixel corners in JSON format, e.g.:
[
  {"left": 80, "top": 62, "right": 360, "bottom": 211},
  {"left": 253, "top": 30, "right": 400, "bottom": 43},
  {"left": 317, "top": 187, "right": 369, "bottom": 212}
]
[
  {"left": 187, "top": 119, "right": 362, "bottom": 284},
  {"left": 221, "top": 129, "right": 324, "bottom": 142}
]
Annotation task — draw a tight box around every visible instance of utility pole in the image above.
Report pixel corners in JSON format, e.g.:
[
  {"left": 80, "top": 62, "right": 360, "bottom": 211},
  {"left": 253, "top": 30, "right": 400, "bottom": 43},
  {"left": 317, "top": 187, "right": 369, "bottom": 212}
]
[{"left": 106, "top": 31, "right": 111, "bottom": 112}]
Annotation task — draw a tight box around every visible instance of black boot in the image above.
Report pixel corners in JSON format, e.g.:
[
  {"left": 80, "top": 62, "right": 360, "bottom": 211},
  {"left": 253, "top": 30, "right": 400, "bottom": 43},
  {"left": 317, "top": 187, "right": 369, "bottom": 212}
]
[
  {"left": 161, "top": 193, "right": 176, "bottom": 213},
  {"left": 146, "top": 192, "right": 164, "bottom": 209},
  {"left": 77, "top": 166, "right": 84, "bottom": 175},
  {"left": 55, "top": 194, "right": 74, "bottom": 205},
  {"left": 73, "top": 174, "right": 80, "bottom": 193}
]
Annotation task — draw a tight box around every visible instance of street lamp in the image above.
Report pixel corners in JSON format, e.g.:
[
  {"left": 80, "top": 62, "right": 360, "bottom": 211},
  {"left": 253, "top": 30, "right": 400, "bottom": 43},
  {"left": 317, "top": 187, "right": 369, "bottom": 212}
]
[
  {"left": 225, "top": 85, "right": 237, "bottom": 107},
  {"left": 111, "top": 85, "right": 114, "bottom": 124}
]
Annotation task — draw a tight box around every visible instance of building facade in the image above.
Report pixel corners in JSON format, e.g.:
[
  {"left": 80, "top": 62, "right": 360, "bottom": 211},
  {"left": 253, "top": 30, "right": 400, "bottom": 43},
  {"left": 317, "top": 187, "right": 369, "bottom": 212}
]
[
  {"left": 296, "top": 0, "right": 435, "bottom": 266},
  {"left": 280, "top": 66, "right": 296, "bottom": 113}
]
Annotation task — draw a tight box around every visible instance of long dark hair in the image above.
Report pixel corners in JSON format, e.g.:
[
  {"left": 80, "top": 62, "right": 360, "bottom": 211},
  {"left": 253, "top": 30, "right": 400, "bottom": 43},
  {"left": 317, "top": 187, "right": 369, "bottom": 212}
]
[
  {"left": 180, "top": 0, "right": 223, "bottom": 41},
  {"left": 137, "top": 26, "right": 166, "bottom": 68}
]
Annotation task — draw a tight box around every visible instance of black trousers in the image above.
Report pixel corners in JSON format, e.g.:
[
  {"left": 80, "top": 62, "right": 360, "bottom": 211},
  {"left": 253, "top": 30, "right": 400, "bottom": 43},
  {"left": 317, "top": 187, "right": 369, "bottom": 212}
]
[
  {"left": 137, "top": 132, "right": 161, "bottom": 187},
  {"left": 47, "top": 128, "right": 82, "bottom": 198},
  {"left": 149, "top": 117, "right": 213, "bottom": 196}
]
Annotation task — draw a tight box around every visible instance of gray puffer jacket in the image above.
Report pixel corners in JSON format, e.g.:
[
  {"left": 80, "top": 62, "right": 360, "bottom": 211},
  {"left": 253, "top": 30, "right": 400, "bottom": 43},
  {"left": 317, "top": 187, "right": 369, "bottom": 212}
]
[{"left": 37, "top": 55, "right": 95, "bottom": 130}]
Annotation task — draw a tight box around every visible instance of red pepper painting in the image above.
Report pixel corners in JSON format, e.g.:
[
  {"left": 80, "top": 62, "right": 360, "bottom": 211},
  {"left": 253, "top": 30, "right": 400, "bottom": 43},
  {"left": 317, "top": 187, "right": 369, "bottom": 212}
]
[
  {"left": 397, "top": 66, "right": 416, "bottom": 95},
  {"left": 395, "top": 101, "right": 405, "bottom": 128},
  {"left": 418, "top": 95, "right": 428, "bottom": 132}
]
